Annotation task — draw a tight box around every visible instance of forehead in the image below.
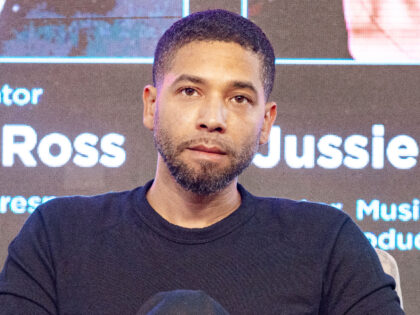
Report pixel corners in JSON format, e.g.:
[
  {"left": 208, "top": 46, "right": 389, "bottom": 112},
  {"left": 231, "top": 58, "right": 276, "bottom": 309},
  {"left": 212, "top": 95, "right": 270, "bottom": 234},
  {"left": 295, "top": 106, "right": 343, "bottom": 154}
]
[{"left": 163, "top": 41, "right": 264, "bottom": 92}]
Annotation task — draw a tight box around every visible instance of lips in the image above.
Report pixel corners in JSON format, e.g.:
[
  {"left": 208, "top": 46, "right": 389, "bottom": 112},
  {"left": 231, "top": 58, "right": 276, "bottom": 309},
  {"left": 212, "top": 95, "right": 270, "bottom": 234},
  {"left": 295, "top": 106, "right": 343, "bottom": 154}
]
[{"left": 188, "top": 145, "right": 227, "bottom": 155}]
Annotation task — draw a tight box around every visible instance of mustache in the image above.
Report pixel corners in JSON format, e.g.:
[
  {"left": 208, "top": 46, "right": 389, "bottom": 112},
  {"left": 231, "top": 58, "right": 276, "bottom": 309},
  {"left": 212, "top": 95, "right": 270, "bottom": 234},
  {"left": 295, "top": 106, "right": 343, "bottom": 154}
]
[{"left": 177, "top": 137, "right": 235, "bottom": 156}]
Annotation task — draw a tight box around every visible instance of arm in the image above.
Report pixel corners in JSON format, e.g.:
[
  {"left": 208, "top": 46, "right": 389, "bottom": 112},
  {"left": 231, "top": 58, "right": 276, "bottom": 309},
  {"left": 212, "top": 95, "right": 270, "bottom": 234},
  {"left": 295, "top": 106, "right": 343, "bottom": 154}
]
[
  {"left": 321, "top": 218, "right": 404, "bottom": 314},
  {"left": 0, "top": 207, "right": 57, "bottom": 314}
]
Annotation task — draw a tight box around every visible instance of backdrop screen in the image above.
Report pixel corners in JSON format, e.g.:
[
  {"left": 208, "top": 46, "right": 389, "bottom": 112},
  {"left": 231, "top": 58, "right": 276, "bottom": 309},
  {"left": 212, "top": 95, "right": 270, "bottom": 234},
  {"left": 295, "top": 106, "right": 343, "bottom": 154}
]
[{"left": 0, "top": 0, "right": 419, "bottom": 313}]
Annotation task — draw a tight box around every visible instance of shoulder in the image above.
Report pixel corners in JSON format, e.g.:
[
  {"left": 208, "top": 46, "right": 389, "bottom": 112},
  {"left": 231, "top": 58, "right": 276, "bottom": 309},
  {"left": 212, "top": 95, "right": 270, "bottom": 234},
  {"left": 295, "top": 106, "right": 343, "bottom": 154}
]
[
  {"left": 251, "top": 195, "right": 350, "bottom": 229},
  {"left": 38, "top": 187, "right": 141, "bottom": 214},
  {"left": 33, "top": 186, "right": 145, "bottom": 234},
  {"left": 243, "top": 192, "right": 355, "bottom": 250},
  {"left": 39, "top": 187, "right": 140, "bottom": 213}
]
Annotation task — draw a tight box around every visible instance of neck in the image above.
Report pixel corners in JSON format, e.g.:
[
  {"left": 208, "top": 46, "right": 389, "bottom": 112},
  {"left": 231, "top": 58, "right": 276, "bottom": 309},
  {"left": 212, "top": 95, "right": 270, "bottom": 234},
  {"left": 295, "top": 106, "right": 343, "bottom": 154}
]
[{"left": 146, "top": 158, "right": 241, "bottom": 228}]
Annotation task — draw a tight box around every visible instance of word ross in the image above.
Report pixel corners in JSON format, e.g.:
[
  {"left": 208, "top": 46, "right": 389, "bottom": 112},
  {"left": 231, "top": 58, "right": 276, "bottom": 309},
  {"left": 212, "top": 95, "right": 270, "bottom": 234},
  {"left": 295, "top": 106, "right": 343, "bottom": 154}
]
[
  {"left": 2, "top": 124, "right": 126, "bottom": 168},
  {"left": 0, "top": 195, "right": 55, "bottom": 214},
  {"left": 365, "top": 229, "right": 420, "bottom": 251},
  {"left": 253, "top": 124, "right": 418, "bottom": 170},
  {"left": 356, "top": 199, "right": 419, "bottom": 222},
  {"left": 0, "top": 84, "right": 43, "bottom": 106}
]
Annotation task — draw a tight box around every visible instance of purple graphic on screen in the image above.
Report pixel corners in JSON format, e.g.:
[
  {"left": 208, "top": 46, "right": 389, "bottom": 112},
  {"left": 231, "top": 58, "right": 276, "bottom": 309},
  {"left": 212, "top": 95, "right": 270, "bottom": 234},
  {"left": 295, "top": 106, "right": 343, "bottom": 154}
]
[{"left": 0, "top": 0, "right": 182, "bottom": 57}]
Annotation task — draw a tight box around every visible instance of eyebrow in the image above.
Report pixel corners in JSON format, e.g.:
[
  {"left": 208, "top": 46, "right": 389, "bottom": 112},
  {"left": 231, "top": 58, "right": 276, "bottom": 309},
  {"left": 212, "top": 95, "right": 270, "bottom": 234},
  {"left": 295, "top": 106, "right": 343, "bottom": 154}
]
[
  {"left": 231, "top": 80, "right": 258, "bottom": 95},
  {"left": 172, "top": 74, "right": 206, "bottom": 86},
  {"left": 172, "top": 74, "right": 258, "bottom": 95}
]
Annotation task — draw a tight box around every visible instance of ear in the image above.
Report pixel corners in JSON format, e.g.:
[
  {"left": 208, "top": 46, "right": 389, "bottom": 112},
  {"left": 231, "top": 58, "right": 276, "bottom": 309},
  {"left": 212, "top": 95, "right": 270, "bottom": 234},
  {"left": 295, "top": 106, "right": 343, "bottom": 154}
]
[
  {"left": 143, "top": 85, "right": 157, "bottom": 131},
  {"left": 259, "top": 101, "right": 277, "bottom": 145}
]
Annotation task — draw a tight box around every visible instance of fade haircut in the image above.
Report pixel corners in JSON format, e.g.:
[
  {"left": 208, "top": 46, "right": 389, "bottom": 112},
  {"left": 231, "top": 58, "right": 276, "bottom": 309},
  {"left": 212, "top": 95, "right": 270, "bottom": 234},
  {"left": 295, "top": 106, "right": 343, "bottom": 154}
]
[{"left": 153, "top": 9, "right": 275, "bottom": 100}]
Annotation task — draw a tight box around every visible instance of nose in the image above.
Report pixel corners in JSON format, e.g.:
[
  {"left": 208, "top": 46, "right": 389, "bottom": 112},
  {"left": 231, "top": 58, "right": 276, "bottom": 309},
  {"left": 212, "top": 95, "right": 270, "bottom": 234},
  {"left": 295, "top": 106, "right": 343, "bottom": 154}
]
[{"left": 196, "top": 95, "right": 227, "bottom": 133}]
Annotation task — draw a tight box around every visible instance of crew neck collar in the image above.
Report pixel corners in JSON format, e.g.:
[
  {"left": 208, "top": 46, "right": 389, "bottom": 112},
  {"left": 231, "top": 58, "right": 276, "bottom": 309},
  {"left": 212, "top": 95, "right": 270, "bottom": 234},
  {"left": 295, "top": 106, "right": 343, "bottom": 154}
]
[{"left": 134, "top": 180, "right": 257, "bottom": 244}]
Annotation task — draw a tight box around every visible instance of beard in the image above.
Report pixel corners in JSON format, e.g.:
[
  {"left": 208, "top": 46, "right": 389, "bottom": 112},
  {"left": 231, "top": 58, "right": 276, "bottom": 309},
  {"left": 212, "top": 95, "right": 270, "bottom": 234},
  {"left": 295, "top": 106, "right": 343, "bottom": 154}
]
[{"left": 153, "top": 125, "right": 259, "bottom": 196}]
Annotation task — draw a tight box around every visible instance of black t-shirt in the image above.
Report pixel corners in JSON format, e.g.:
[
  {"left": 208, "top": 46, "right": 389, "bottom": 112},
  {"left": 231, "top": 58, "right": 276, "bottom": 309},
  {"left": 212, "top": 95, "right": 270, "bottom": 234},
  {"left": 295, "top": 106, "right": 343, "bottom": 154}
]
[{"left": 0, "top": 181, "right": 403, "bottom": 314}]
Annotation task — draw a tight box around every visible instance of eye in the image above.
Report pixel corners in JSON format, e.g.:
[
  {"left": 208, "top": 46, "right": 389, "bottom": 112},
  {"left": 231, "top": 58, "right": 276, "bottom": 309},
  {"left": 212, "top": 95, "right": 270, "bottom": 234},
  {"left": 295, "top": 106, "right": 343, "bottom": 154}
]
[
  {"left": 181, "top": 87, "right": 199, "bottom": 97},
  {"left": 232, "top": 95, "right": 251, "bottom": 104}
]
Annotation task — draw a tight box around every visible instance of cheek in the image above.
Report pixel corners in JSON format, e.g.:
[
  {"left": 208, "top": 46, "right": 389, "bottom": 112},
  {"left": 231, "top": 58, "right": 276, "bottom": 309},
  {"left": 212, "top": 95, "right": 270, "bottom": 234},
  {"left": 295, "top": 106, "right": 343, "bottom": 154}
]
[
  {"left": 157, "top": 104, "right": 188, "bottom": 130},
  {"left": 158, "top": 94, "right": 199, "bottom": 121},
  {"left": 230, "top": 119, "right": 262, "bottom": 144},
  {"left": 235, "top": 113, "right": 264, "bottom": 134},
  {"left": 157, "top": 113, "right": 198, "bottom": 146}
]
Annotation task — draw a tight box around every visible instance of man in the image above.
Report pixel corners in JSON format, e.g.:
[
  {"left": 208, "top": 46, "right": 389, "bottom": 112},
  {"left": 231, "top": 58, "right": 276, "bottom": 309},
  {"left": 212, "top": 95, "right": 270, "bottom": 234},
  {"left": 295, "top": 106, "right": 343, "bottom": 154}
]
[{"left": 0, "top": 10, "right": 404, "bottom": 314}]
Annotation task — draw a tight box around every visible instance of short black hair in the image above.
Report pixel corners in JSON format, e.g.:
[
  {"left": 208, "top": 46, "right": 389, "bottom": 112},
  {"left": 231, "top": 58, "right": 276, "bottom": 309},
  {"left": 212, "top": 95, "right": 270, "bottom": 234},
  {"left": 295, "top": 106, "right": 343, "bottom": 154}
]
[{"left": 153, "top": 9, "right": 275, "bottom": 100}]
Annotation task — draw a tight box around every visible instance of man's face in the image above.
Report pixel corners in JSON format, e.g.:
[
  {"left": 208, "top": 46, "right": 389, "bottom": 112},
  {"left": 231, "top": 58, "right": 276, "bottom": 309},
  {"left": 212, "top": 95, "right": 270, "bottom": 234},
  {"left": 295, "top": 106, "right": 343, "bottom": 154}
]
[{"left": 144, "top": 41, "right": 276, "bottom": 195}]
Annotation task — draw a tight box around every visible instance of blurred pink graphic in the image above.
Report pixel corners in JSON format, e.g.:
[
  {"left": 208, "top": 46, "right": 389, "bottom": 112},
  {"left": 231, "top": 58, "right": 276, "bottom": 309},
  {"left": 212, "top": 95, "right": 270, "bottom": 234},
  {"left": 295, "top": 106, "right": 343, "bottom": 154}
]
[{"left": 344, "top": 0, "right": 420, "bottom": 61}]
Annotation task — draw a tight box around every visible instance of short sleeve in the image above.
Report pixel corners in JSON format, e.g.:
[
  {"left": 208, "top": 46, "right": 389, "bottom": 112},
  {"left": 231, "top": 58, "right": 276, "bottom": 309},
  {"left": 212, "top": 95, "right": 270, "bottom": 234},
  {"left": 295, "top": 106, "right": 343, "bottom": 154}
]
[
  {"left": 320, "top": 218, "right": 404, "bottom": 314},
  {"left": 0, "top": 207, "right": 57, "bottom": 314}
]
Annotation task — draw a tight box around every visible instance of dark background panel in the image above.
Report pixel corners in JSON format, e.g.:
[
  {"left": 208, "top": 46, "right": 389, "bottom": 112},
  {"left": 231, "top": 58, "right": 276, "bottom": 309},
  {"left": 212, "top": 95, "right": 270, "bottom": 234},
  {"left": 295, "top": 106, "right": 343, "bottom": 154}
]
[
  {"left": 1, "top": 63, "right": 418, "bottom": 314},
  {"left": 190, "top": 0, "right": 241, "bottom": 14},
  {"left": 248, "top": 0, "right": 351, "bottom": 58}
]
